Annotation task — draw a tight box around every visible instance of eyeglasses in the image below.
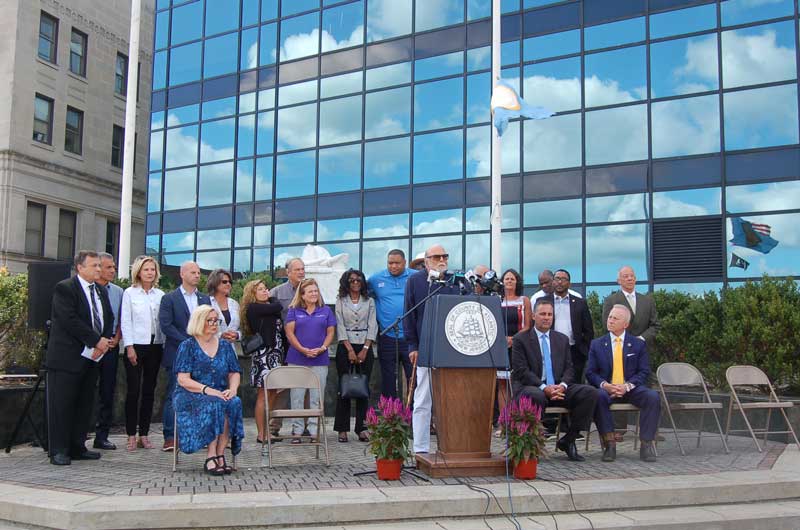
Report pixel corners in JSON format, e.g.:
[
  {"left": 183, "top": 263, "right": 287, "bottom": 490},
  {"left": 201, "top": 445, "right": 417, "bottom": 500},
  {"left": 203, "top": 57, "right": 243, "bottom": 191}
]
[
  {"left": 220, "top": 279, "right": 231, "bottom": 284},
  {"left": 206, "top": 318, "right": 221, "bottom": 326},
  {"left": 426, "top": 254, "right": 449, "bottom": 261},
  {"left": 348, "top": 278, "right": 362, "bottom": 283}
]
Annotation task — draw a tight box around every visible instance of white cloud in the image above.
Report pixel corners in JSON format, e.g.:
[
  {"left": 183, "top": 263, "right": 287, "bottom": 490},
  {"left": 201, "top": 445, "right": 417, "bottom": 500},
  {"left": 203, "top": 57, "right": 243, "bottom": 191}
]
[
  {"left": 721, "top": 28, "right": 795, "bottom": 88},
  {"left": 366, "top": 0, "right": 412, "bottom": 42}
]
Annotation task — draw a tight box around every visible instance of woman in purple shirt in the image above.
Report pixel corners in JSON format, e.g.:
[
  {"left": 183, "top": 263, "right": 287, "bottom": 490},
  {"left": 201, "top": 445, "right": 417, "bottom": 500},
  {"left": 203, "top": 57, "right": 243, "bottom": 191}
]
[{"left": 284, "top": 278, "right": 336, "bottom": 443}]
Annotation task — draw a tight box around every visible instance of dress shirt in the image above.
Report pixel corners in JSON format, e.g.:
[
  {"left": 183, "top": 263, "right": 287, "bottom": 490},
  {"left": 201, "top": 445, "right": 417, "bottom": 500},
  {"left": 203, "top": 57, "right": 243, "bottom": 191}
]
[
  {"left": 536, "top": 329, "right": 567, "bottom": 390},
  {"left": 210, "top": 296, "right": 242, "bottom": 340},
  {"left": 623, "top": 290, "right": 637, "bottom": 314},
  {"left": 368, "top": 268, "right": 412, "bottom": 338},
  {"left": 531, "top": 288, "right": 582, "bottom": 304},
  {"left": 180, "top": 285, "right": 199, "bottom": 315},
  {"left": 77, "top": 275, "right": 104, "bottom": 329},
  {"left": 272, "top": 280, "right": 298, "bottom": 321},
  {"left": 552, "top": 294, "right": 574, "bottom": 345},
  {"left": 121, "top": 286, "right": 166, "bottom": 347}
]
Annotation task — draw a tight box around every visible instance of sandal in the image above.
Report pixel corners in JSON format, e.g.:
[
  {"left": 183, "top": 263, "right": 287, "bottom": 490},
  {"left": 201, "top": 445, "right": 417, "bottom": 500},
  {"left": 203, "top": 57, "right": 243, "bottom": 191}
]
[
  {"left": 270, "top": 430, "right": 284, "bottom": 442},
  {"left": 291, "top": 438, "right": 302, "bottom": 444},
  {"left": 204, "top": 457, "right": 224, "bottom": 476},
  {"left": 338, "top": 432, "right": 348, "bottom": 443},
  {"left": 216, "top": 454, "right": 234, "bottom": 474},
  {"left": 357, "top": 432, "right": 369, "bottom": 442},
  {"left": 126, "top": 436, "right": 137, "bottom": 452},
  {"left": 138, "top": 436, "right": 154, "bottom": 449}
]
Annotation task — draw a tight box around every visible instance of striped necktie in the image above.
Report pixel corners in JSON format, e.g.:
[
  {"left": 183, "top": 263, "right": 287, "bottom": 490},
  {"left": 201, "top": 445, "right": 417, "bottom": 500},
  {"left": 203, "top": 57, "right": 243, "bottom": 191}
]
[{"left": 89, "top": 284, "right": 102, "bottom": 335}]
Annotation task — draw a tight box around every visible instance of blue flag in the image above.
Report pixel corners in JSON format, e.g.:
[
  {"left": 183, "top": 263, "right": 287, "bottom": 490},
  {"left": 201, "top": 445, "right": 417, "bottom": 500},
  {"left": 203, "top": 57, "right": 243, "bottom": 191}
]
[
  {"left": 729, "top": 217, "right": 779, "bottom": 254},
  {"left": 491, "top": 79, "right": 554, "bottom": 136}
]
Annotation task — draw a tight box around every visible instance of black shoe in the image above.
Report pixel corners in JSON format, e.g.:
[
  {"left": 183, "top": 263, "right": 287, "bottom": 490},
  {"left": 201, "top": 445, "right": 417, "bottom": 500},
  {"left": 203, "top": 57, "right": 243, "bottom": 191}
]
[
  {"left": 50, "top": 453, "right": 71, "bottom": 466},
  {"left": 93, "top": 439, "right": 117, "bottom": 450},
  {"left": 71, "top": 450, "right": 101, "bottom": 460},
  {"left": 556, "top": 436, "right": 585, "bottom": 462},
  {"left": 640, "top": 440, "right": 657, "bottom": 462},
  {"left": 602, "top": 443, "right": 616, "bottom": 462},
  {"left": 302, "top": 428, "right": 311, "bottom": 438}
]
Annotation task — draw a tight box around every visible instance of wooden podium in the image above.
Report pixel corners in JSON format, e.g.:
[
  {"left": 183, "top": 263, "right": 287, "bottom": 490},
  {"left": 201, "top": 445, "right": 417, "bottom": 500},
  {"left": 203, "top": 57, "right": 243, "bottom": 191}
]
[{"left": 414, "top": 295, "right": 508, "bottom": 478}]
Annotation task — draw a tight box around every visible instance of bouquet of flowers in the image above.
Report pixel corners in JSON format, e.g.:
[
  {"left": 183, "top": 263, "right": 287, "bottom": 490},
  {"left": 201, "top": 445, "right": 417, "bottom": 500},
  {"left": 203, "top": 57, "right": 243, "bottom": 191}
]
[
  {"left": 498, "top": 396, "right": 547, "bottom": 466},
  {"left": 365, "top": 396, "right": 412, "bottom": 461}
]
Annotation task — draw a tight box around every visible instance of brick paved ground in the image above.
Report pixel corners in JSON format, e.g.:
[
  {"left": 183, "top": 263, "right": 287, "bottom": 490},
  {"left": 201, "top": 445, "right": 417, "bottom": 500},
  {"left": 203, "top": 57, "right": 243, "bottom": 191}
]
[{"left": 0, "top": 418, "right": 782, "bottom": 497}]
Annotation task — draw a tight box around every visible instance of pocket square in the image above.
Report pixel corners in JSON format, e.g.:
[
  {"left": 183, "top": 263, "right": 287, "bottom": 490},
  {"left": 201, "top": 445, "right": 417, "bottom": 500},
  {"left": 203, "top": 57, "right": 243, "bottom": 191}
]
[{"left": 626, "top": 353, "right": 636, "bottom": 357}]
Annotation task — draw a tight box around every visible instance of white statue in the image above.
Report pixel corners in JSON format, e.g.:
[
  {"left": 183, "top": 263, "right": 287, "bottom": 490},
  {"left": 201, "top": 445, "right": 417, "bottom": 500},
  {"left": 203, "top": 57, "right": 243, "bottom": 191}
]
[{"left": 301, "top": 244, "right": 349, "bottom": 303}]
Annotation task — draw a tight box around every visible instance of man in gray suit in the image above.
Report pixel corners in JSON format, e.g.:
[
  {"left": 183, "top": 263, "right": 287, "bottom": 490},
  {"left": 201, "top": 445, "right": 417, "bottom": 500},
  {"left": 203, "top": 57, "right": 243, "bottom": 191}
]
[{"left": 601, "top": 266, "right": 659, "bottom": 344}]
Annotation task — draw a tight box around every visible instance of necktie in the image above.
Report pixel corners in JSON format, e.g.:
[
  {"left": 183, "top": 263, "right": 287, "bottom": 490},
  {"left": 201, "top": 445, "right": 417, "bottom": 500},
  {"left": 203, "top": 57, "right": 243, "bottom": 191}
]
[
  {"left": 541, "top": 334, "right": 556, "bottom": 386},
  {"left": 611, "top": 336, "right": 624, "bottom": 385},
  {"left": 89, "top": 284, "right": 103, "bottom": 335},
  {"left": 627, "top": 293, "right": 636, "bottom": 314}
]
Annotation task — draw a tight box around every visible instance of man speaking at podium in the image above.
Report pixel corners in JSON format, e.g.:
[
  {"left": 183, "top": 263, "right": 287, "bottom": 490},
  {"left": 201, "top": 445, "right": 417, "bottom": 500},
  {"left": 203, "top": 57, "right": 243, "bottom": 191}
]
[{"left": 404, "top": 244, "right": 469, "bottom": 454}]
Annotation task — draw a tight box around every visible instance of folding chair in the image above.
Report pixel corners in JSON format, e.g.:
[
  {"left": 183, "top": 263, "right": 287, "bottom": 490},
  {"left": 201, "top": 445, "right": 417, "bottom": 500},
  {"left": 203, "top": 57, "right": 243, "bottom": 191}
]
[
  {"left": 725, "top": 365, "right": 800, "bottom": 452},
  {"left": 586, "top": 403, "right": 642, "bottom": 451},
  {"left": 264, "top": 366, "right": 330, "bottom": 467},
  {"left": 543, "top": 406, "right": 569, "bottom": 441},
  {"left": 172, "top": 410, "right": 238, "bottom": 472},
  {"left": 657, "top": 363, "right": 729, "bottom": 456}
]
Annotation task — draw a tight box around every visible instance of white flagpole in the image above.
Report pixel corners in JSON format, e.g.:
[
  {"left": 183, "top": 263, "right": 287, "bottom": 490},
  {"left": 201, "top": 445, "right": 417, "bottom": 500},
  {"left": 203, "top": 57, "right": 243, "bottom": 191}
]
[
  {"left": 490, "top": 0, "right": 502, "bottom": 272},
  {"left": 118, "top": 0, "right": 142, "bottom": 279}
]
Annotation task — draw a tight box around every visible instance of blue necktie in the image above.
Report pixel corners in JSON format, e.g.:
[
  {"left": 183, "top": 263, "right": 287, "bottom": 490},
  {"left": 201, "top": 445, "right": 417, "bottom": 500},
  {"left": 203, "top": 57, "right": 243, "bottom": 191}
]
[{"left": 541, "top": 333, "right": 556, "bottom": 386}]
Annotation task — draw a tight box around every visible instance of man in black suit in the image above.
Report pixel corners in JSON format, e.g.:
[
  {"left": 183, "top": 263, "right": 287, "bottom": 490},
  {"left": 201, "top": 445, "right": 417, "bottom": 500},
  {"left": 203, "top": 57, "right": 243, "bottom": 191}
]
[
  {"left": 511, "top": 298, "right": 598, "bottom": 461},
  {"left": 543, "top": 269, "right": 594, "bottom": 382},
  {"left": 158, "top": 261, "right": 210, "bottom": 451},
  {"left": 46, "top": 250, "right": 114, "bottom": 465}
]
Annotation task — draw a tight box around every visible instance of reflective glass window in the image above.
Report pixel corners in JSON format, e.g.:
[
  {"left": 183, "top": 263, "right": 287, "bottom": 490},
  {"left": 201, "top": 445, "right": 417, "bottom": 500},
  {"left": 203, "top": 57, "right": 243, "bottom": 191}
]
[
  {"left": 523, "top": 0, "right": 562, "bottom": 9},
  {"left": 585, "top": 105, "right": 648, "bottom": 165},
  {"left": 261, "top": 0, "right": 279, "bottom": 21},
  {"left": 145, "top": 234, "right": 159, "bottom": 254},
  {"left": 200, "top": 118, "right": 235, "bottom": 163},
  {"left": 415, "top": 0, "right": 464, "bottom": 32},
  {"left": 205, "top": 0, "right": 239, "bottom": 37},
  {"left": 241, "top": 27, "right": 259, "bottom": 70},
  {"left": 523, "top": 113, "right": 581, "bottom": 171},
  {"left": 150, "top": 131, "right": 164, "bottom": 171},
  {"left": 165, "top": 125, "right": 198, "bottom": 168},
  {"left": 501, "top": 231, "right": 521, "bottom": 272},
  {"left": 252, "top": 225, "right": 270, "bottom": 246},
  {"left": 726, "top": 148, "right": 799, "bottom": 184},
  {"left": 169, "top": 42, "right": 202, "bottom": 85},
  {"left": 585, "top": 17, "right": 645, "bottom": 50},
  {"left": 586, "top": 193, "right": 648, "bottom": 223},
  {"left": 414, "top": 181, "right": 464, "bottom": 210},
  {"left": 162, "top": 253, "right": 195, "bottom": 266},
  {"left": 171, "top": 1, "right": 202, "bottom": 45},
  {"left": 651, "top": 95, "right": 720, "bottom": 159},
  {"left": 465, "top": 206, "right": 489, "bottom": 231},
  {"left": 586, "top": 163, "right": 647, "bottom": 195},
  {"left": 236, "top": 159, "right": 254, "bottom": 202},
  {"left": 366, "top": 62, "right": 411, "bottom": 90},
  {"left": 234, "top": 249, "right": 252, "bottom": 273},
  {"left": 167, "top": 104, "right": 199, "bottom": 127},
  {"left": 237, "top": 114, "right": 255, "bottom": 158},
  {"left": 523, "top": 227, "right": 582, "bottom": 282},
  {"left": 721, "top": 22, "right": 797, "bottom": 89},
  {"left": 319, "top": 144, "right": 361, "bottom": 192},
  {"left": 502, "top": 122, "right": 520, "bottom": 174},
  {"left": 523, "top": 198, "right": 582, "bottom": 227},
  {"left": 415, "top": 51, "right": 464, "bottom": 82},
  {"left": 155, "top": 10, "right": 169, "bottom": 49},
  {"left": 721, "top": 0, "right": 794, "bottom": 27},
  {"left": 239, "top": 92, "right": 257, "bottom": 114},
  {"left": 276, "top": 150, "right": 315, "bottom": 198},
  {"left": 650, "top": 35, "right": 718, "bottom": 98},
  {"left": 282, "top": 0, "right": 318, "bottom": 17},
  {"left": 277, "top": 103, "right": 317, "bottom": 151},
  {"left": 317, "top": 217, "right": 360, "bottom": 241},
  {"left": 163, "top": 168, "right": 197, "bottom": 210},
  {"left": 319, "top": 94, "right": 362, "bottom": 145},
  {"left": 413, "top": 209, "right": 463, "bottom": 235},
  {"left": 275, "top": 221, "right": 314, "bottom": 244},
  {"left": 243, "top": 0, "right": 259, "bottom": 26},
  {"left": 523, "top": 57, "right": 580, "bottom": 113},
  {"left": 259, "top": 23, "right": 278, "bottom": 66},
  {"left": 649, "top": 3, "right": 716, "bottom": 39},
  {"left": 585, "top": 46, "right": 646, "bottom": 107},
  {"left": 280, "top": 13, "right": 319, "bottom": 62},
  {"left": 321, "top": 71, "right": 362, "bottom": 98},
  {"left": 195, "top": 250, "right": 231, "bottom": 270},
  {"left": 414, "top": 77, "right": 463, "bottom": 132},
  {"left": 236, "top": 204, "right": 254, "bottom": 226},
  {"left": 466, "top": 126, "right": 489, "bottom": 178},
  {"left": 367, "top": 0, "right": 412, "bottom": 42},
  {"left": 203, "top": 33, "right": 239, "bottom": 78},
  {"left": 523, "top": 29, "right": 579, "bottom": 62},
  {"left": 467, "top": 46, "right": 491, "bottom": 71},
  {"left": 254, "top": 156, "right": 273, "bottom": 200},
  {"left": 198, "top": 206, "right": 233, "bottom": 230},
  {"left": 524, "top": 170, "right": 582, "bottom": 201},
  {"left": 153, "top": 51, "right": 167, "bottom": 90},
  {"left": 151, "top": 111, "right": 165, "bottom": 131},
  {"left": 502, "top": 40, "right": 520, "bottom": 66},
  {"left": 653, "top": 155, "right": 721, "bottom": 189},
  {"left": 653, "top": 187, "right": 721, "bottom": 218},
  {"left": 364, "top": 137, "right": 410, "bottom": 188},
  {"left": 363, "top": 213, "right": 408, "bottom": 238},
  {"left": 198, "top": 162, "right": 233, "bottom": 206},
  {"left": 468, "top": 0, "right": 491, "bottom": 20},
  {"left": 726, "top": 212, "right": 800, "bottom": 278},
  {"left": 466, "top": 72, "right": 491, "bottom": 124},
  {"left": 202, "top": 97, "right": 236, "bottom": 121},
  {"left": 255, "top": 110, "right": 275, "bottom": 154},
  {"left": 364, "top": 187, "right": 410, "bottom": 215},
  {"left": 162, "top": 232, "right": 194, "bottom": 253},
  {"left": 362, "top": 239, "right": 409, "bottom": 275},
  {"left": 322, "top": 1, "right": 363, "bottom": 53},
  {"left": 275, "top": 198, "right": 314, "bottom": 222},
  {"left": 464, "top": 233, "right": 489, "bottom": 272},
  {"left": 414, "top": 130, "right": 463, "bottom": 183},
  {"left": 586, "top": 223, "right": 648, "bottom": 282},
  {"left": 724, "top": 84, "right": 799, "bottom": 151},
  {"left": 196, "top": 228, "right": 232, "bottom": 250},
  {"left": 365, "top": 87, "right": 410, "bottom": 138},
  {"left": 279, "top": 80, "right": 317, "bottom": 106},
  {"left": 726, "top": 181, "right": 800, "bottom": 214},
  {"left": 148, "top": 172, "right": 162, "bottom": 212},
  {"left": 250, "top": 247, "right": 270, "bottom": 272},
  {"left": 258, "top": 88, "right": 276, "bottom": 110},
  {"left": 272, "top": 245, "right": 306, "bottom": 268},
  {"left": 503, "top": 204, "right": 520, "bottom": 229}
]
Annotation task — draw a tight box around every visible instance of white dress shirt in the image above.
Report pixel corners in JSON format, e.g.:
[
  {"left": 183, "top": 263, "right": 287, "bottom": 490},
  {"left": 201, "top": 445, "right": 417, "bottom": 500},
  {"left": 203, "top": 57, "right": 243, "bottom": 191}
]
[
  {"left": 531, "top": 288, "right": 582, "bottom": 304},
  {"left": 121, "top": 285, "right": 165, "bottom": 347},
  {"left": 210, "top": 296, "right": 242, "bottom": 340},
  {"left": 77, "top": 275, "right": 104, "bottom": 329},
  {"left": 552, "top": 294, "right": 574, "bottom": 345}
]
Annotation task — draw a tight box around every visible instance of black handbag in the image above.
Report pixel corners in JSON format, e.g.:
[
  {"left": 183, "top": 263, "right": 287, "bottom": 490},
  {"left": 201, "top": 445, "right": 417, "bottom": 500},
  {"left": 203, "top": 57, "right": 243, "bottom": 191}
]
[
  {"left": 241, "top": 317, "right": 264, "bottom": 357},
  {"left": 339, "top": 364, "right": 370, "bottom": 399}
]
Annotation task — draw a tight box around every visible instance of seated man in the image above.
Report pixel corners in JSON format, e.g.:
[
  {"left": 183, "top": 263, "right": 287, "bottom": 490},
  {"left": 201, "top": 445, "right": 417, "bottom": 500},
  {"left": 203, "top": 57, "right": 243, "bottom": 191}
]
[
  {"left": 511, "top": 298, "right": 597, "bottom": 461},
  {"left": 585, "top": 304, "right": 660, "bottom": 463}
]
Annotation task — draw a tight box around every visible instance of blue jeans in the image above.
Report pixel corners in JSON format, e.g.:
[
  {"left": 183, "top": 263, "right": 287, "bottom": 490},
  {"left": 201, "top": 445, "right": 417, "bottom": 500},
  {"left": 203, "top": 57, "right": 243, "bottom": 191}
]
[{"left": 162, "top": 369, "right": 177, "bottom": 441}]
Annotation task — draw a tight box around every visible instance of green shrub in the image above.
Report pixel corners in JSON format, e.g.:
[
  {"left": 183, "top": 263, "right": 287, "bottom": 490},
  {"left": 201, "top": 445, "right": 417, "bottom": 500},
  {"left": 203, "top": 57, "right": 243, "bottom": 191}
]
[{"left": 0, "top": 269, "right": 45, "bottom": 371}]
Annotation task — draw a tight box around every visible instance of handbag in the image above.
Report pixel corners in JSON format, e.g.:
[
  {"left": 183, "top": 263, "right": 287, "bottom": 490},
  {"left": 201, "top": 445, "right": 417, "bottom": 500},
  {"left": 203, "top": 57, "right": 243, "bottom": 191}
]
[
  {"left": 340, "top": 363, "right": 370, "bottom": 400},
  {"left": 241, "top": 317, "right": 264, "bottom": 357}
]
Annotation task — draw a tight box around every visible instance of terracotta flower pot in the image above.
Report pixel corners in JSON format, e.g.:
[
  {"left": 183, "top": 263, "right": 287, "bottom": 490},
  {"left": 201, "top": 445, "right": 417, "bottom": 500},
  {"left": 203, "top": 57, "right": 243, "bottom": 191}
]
[
  {"left": 376, "top": 458, "right": 403, "bottom": 480},
  {"left": 513, "top": 458, "right": 537, "bottom": 480}
]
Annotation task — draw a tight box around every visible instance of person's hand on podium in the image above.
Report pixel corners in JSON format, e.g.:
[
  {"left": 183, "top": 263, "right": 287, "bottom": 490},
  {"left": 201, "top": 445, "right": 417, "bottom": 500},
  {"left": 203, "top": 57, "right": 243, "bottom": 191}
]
[
  {"left": 544, "top": 385, "right": 565, "bottom": 401},
  {"left": 409, "top": 350, "right": 418, "bottom": 364}
]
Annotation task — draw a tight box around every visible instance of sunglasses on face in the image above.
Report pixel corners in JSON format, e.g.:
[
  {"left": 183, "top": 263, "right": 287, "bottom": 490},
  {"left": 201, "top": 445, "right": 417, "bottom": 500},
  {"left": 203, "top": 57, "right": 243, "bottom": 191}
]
[
  {"left": 220, "top": 279, "right": 231, "bottom": 284},
  {"left": 348, "top": 278, "right": 362, "bottom": 283},
  {"left": 426, "top": 254, "right": 449, "bottom": 261}
]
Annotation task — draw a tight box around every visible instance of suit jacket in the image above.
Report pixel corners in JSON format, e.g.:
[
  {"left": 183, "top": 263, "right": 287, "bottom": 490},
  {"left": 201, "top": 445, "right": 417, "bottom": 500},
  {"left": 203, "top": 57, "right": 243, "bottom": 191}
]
[
  {"left": 46, "top": 276, "right": 114, "bottom": 373},
  {"left": 511, "top": 328, "right": 574, "bottom": 397},
  {"left": 585, "top": 333, "right": 650, "bottom": 389},
  {"left": 158, "top": 288, "right": 211, "bottom": 368},
  {"left": 542, "top": 293, "right": 594, "bottom": 360},
  {"left": 602, "top": 290, "right": 659, "bottom": 344},
  {"left": 403, "top": 269, "right": 466, "bottom": 354}
]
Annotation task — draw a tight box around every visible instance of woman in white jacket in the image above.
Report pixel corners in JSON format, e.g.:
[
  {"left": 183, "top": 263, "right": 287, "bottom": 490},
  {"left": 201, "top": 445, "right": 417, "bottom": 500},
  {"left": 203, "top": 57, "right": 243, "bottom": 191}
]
[{"left": 120, "top": 255, "right": 165, "bottom": 451}]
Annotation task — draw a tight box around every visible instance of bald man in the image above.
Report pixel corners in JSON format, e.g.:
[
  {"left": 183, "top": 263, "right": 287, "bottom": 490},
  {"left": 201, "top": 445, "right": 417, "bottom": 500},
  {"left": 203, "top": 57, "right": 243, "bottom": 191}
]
[
  {"left": 601, "top": 265, "right": 659, "bottom": 345},
  {"left": 404, "top": 244, "right": 469, "bottom": 453},
  {"left": 158, "top": 261, "right": 211, "bottom": 450}
]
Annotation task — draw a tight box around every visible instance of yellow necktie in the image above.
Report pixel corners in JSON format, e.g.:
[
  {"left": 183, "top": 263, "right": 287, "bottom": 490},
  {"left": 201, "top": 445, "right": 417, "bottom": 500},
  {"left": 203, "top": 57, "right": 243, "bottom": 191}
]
[{"left": 611, "top": 337, "right": 624, "bottom": 385}]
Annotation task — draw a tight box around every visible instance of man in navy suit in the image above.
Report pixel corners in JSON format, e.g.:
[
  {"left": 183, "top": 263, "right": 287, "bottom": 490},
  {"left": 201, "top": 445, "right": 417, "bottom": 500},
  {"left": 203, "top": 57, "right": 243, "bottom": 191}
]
[
  {"left": 586, "top": 304, "right": 660, "bottom": 462},
  {"left": 157, "top": 261, "right": 210, "bottom": 451}
]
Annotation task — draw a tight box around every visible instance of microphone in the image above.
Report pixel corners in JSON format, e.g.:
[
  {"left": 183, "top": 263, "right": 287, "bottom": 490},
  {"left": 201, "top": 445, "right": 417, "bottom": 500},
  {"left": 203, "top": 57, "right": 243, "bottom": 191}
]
[
  {"left": 427, "top": 269, "right": 442, "bottom": 283},
  {"left": 428, "top": 269, "right": 460, "bottom": 283},
  {"left": 463, "top": 269, "right": 479, "bottom": 285}
]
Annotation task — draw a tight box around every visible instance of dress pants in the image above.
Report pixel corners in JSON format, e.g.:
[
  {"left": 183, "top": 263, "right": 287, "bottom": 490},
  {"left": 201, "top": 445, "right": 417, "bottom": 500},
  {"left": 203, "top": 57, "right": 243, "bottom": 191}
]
[
  {"left": 377, "top": 335, "right": 411, "bottom": 398},
  {"left": 47, "top": 359, "right": 98, "bottom": 457},
  {"left": 570, "top": 345, "right": 587, "bottom": 384},
  {"left": 290, "top": 365, "right": 328, "bottom": 436},
  {"left": 595, "top": 385, "right": 661, "bottom": 441},
  {"left": 412, "top": 366, "right": 432, "bottom": 453},
  {"left": 333, "top": 344, "right": 374, "bottom": 434},
  {"left": 123, "top": 343, "right": 163, "bottom": 436},
  {"left": 162, "top": 368, "right": 177, "bottom": 441},
  {"left": 94, "top": 346, "right": 119, "bottom": 441},
  {"left": 517, "top": 384, "right": 598, "bottom": 439}
]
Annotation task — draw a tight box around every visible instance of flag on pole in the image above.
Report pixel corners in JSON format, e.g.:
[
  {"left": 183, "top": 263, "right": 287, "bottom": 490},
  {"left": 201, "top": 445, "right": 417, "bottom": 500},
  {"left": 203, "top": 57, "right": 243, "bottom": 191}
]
[
  {"left": 729, "top": 217, "right": 779, "bottom": 254},
  {"left": 491, "top": 78, "right": 554, "bottom": 136},
  {"left": 729, "top": 253, "right": 750, "bottom": 270}
]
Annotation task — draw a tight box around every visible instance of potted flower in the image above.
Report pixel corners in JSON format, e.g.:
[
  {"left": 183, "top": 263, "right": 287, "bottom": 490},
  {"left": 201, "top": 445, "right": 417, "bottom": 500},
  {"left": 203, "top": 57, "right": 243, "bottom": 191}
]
[
  {"left": 498, "top": 396, "right": 547, "bottom": 479},
  {"left": 365, "top": 396, "right": 412, "bottom": 480}
]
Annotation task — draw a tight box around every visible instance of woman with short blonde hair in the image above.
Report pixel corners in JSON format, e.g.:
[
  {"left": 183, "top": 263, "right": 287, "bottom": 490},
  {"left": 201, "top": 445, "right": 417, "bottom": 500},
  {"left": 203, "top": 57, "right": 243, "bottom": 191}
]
[{"left": 130, "top": 255, "right": 161, "bottom": 287}]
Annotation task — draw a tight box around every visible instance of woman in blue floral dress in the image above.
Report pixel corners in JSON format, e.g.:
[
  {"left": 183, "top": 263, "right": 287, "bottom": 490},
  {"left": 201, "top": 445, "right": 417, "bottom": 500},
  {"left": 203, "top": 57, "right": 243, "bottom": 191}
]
[{"left": 174, "top": 305, "right": 244, "bottom": 475}]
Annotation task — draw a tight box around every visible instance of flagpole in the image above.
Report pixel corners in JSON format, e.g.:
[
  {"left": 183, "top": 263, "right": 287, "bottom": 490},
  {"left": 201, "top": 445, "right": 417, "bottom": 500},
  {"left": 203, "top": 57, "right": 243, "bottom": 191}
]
[{"left": 490, "top": 0, "right": 502, "bottom": 273}]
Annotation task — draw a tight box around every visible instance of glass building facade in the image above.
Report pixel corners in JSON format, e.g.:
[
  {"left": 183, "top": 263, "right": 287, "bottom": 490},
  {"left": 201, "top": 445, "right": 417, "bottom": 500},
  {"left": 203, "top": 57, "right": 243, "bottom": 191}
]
[{"left": 146, "top": 0, "right": 800, "bottom": 295}]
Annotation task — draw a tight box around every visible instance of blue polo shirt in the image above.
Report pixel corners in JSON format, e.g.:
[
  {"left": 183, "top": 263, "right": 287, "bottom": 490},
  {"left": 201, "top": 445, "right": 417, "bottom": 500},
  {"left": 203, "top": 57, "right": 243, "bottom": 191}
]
[{"left": 368, "top": 267, "right": 412, "bottom": 339}]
